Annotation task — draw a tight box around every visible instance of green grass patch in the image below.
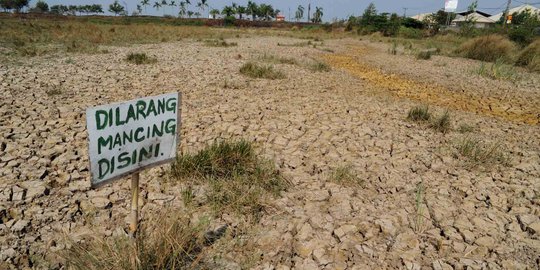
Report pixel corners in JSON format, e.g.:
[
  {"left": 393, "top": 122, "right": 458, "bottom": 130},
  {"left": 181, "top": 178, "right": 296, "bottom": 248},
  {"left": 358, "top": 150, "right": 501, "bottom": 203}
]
[
  {"left": 455, "top": 137, "right": 509, "bottom": 167},
  {"left": 170, "top": 140, "right": 289, "bottom": 220},
  {"left": 429, "top": 111, "right": 451, "bottom": 133},
  {"left": 474, "top": 59, "right": 518, "bottom": 81}
]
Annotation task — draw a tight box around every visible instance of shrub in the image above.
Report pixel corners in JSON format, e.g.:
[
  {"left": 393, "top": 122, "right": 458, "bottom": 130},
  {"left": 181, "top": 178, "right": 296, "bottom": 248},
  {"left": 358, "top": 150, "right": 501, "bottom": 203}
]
[
  {"left": 430, "top": 111, "right": 451, "bottom": 133},
  {"left": 125, "top": 52, "right": 156, "bottom": 65},
  {"left": 474, "top": 58, "right": 518, "bottom": 81},
  {"left": 399, "top": 26, "right": 423, "bottom": 39},
  {"left": 516, "top": 40, "right": 540, "bottom": 72},
  {"left": 224, "top": 15, "right": 236, "bottom": 26},
  {"left": 389, "top": 41, "right": 398, "bottom": 55},
  {"left": 508, "top": 27, "right": 534, "bottom": 46},
  {"left": 407, "top": 106, "right": 431, "bottom": 121},
  {"left": 458, "top": 123, "right": 475, "bottom": 133},
  {"left": 239, "top": 62, "right": 285, "bottom": 79},
  {"left": 457, "top": 34, "right": 515, "bottom": 62}
]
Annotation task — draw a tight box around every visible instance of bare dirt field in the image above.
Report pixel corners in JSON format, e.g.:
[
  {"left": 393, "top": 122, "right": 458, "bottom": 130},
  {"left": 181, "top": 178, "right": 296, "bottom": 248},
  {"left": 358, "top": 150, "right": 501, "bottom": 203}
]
[{"left": 1, "top": 33, "right": 539, "bottom": 269}]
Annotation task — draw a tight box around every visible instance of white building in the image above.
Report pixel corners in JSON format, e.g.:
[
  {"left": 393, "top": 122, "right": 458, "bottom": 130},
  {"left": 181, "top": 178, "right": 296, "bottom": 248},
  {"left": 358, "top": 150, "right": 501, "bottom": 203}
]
[{"left": 490, "top": 4, "right": 540, "bottom": 23}]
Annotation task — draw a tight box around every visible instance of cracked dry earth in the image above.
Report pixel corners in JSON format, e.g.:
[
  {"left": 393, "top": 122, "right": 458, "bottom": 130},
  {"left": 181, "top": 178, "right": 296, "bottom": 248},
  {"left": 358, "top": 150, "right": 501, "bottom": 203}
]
[{"left": 1, "top": 36, "right": 540, "bottom": 269}]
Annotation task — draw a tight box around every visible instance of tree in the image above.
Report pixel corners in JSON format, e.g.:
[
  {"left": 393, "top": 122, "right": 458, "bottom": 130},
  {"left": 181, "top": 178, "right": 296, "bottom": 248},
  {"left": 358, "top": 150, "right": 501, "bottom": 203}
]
[
  {"left": 136, "top": 4, "right": 142, "bottom": 14},
  {"left": 361, "top": 2, "right": 377, "bottom": 26},
  {"left": 153, "top": 1, "right": 162, "bottom": 12},
  {"left": 295, "top": 5, "right": 304, "bottom": 22},
  {"left": 246, "top": 0, "right": 257, "bottom": 20},
  {"left": 209, "top": 8, "right": 219, "bottom": 19},
  {"left": 425, "top": 10, "right": 456, "bottom": 33},
  {"left": 178, "top": 1, "right": 186, "bottom": 17},
  {"left": 194, "top": 11, "right": 200, "bottom": 17},
  {"left": 312, "top": 6, "right": 323, "bottom": 23},
  {"left": 236, "top": 5, "right": 246, "bottom": 19},
  {"left": 196, "top": 0, "right": 207, "bottom": 17},
  {"left": 141, "top": 0, "right": 149, "bottom": 14},
  {"left": 221, "top": 5, "right": 234, "bottom": 17},
  {"left": 257, "top": 3, "right": 274, "bottom": 21},
  {"left": 187, "top": 10, "right": 194, "bottom": 17},
  {"left": 109, "top": 1, "right": 124, "bottom": 16},
  {"left": 5, "top": 0, "right": 30, "bottom": 13},
  {"left": 29, "top": 0, "right": 48, "bottom": 13}
]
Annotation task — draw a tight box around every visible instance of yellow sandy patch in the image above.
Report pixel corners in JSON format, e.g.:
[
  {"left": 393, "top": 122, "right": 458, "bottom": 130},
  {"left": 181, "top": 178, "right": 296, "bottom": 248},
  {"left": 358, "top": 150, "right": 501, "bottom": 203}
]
[{"left": 322, "top": 47, "right": 539, "bottom": 125}]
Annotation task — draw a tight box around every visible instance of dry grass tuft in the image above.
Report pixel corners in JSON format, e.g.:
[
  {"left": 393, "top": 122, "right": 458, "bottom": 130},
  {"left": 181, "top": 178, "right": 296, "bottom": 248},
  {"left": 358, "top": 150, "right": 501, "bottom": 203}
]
[
  {"left": 204, "top": 39, "right": 238, "bottom": 47},
  {"left": 455, "top": 137, "right": 509, "bottom": 167},
  {"left": 416, "top": 50, "right": 432, "bottom": 60},
  {"left": 516, "top": 40, "right": 540, "bottom": 72},
  {"left": 308, "top": 61, "right": 331, "bottom": 72},
  {"left": 407, "top": 105, "right": 431, "bottom": 122},
  {"left": 457, "top": 34, "right": 515, "bottom": 62},
  {"left": 125, "top": 52, "right": 156, "bottom": 65},
  {"left": 474, "top": 58, "right": 518, "bottom": 81},
  {"left": 239, "top": 62, "right": 285, "bottom": 79},
  {"left": 257, "top": 53, "right": 298, "bottom": 65},
  {"left": 61, "top": 212, "right": 210, "bottom": 270},
  {"left": 430, "top": 111, "right": 452, "bottom": 133}
]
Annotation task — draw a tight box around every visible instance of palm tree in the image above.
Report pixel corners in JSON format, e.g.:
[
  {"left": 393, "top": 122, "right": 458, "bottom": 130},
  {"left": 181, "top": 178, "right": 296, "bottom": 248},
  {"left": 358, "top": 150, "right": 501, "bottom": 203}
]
[
  {"left": 246, "top": 0, "right": 257, "bottom": 20},
  {"left": 168, "top": 0, "right": 176, "bottom": 14},
  {"left": 236, "top": 5, "right": 246, "bottom": 20},
  {"left": 141, "top": 0, "right": 150, "bottom": 14},
  {"left": 153, "top": 1, "right": 162, "bottom": 12},
  {"left": 187, "top": 10, "right": 194, "bottom": 17},
  {"left": 178, "top": 1, "right": 187, "bottom": 17},
  {"left": 312, "top": 6, "right": 323, "bottom": 23},
  {"left": 209, "top": 8, "right": 219, "bottom": 19},
  {"left": 221, "top": 5, "right": 234, "bottom": 17},
  {"left": 194, "top": 11, "right": 201, "bottom": 18},
  {"left": 295, "top": 5, "right": 304, "bottom": 22},
  {"left": 196, "top": 0, "right": 208, "bottom": 17}
]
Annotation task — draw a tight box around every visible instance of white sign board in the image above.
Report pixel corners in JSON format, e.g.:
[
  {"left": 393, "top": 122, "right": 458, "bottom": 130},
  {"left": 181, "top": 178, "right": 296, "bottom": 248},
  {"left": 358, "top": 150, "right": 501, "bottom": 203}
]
[
  {"left": 86, "top": 92, "right": 181, "bottom": 187},
  {"left": 445, "top": 0, "right": 459, "bottom": 12}
]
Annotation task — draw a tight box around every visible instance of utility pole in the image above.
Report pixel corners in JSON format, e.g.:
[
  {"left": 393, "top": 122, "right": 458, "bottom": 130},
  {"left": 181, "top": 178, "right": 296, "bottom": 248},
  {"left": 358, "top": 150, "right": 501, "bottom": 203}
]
[
  {"left": 307, "top": 3, "right": 311, "bottom": 22},
  {"left": 503, "top": 0, "right": 512, "bottom": 27},
  {"left": 402, "top": 7, "right": 408, "bottom": 18}
]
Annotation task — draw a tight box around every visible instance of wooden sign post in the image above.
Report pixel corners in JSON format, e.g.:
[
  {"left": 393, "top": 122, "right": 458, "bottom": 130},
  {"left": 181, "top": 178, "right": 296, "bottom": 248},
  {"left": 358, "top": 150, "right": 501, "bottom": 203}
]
[{"left": 86, "top": 92, "right": 181, "bottom": 237}]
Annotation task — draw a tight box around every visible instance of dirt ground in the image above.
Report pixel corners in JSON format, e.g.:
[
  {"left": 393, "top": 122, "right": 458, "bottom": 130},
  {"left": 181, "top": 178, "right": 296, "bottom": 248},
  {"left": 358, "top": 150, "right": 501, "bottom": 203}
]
[{"left": 1, "top": 34, "right": 539, "bottom": 269}]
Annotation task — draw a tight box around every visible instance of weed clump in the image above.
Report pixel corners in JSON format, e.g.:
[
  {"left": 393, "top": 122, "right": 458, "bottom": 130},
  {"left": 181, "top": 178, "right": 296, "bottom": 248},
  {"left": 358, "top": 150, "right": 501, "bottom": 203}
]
[
  {"left": 204, "top": 39, "right": 237, "bottom": 47},
  {"left": 62, "top": 212, "right": 209, "bottom": 270},
  {"left": 430, "top": 111, "right": 451, "bottom": 133},
  {"left": 170, "top": 140, "right": 289, "bottom": 219},
  {"left": 328, "top": 165, "right": 363, "bottom": 187},
  {"left": 455, "top": 137, "right": 509, "bottom": 167},
  {"left": 457, "top": 34, "right": 515, "bottom": 62},
  {"left": 308, "top": 61, "right": 331, "bottom": 72},
  {"left": 416, "top": 50, "right": 432, "bottom": 60},
  {"left": 240, "top": 62, "right": 285, "bottom": 79},
  {"left": 258, "top": 53, "right": 298, "bottom": 65},
  {"left": 475, "top": 59, "right": 518, "bottom": 81},
  {"left": 126, "top": 52, "right": 156, "bottom": 65},
  {"left": 407, "top": 106, "right": 431, "bottom": 122}
]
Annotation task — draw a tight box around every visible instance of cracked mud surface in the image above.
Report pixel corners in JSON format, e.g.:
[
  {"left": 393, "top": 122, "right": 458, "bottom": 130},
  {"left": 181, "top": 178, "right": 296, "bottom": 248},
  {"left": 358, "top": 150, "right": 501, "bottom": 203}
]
[{"left": 1, "top": 36, "right": 539, "bottom": 269}]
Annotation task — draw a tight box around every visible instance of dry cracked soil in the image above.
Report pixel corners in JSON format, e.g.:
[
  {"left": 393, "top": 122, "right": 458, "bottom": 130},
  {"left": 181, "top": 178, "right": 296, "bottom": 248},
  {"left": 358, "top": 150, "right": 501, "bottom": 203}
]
[{"left": 1, "top": 35, "right": 539, "bottom": 269}]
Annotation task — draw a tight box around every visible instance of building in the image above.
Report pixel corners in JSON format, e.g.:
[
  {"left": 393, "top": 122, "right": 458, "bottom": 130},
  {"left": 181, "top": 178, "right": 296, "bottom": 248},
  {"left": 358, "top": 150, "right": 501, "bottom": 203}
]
[
  {"left": 452, "top": 10, "right": 495, "bottom": 28},
  {"left": 489, "top": 4, "right": 540, "bottom": 23},
  {"left": 276, "top": 14, "right": 285, "bottom": 22}
]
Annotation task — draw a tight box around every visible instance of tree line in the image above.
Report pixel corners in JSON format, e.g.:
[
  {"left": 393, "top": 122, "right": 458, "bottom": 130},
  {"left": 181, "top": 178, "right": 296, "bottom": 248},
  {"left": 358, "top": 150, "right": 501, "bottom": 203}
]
[{"left": 1, "top": 0, "right": 326, "bottom": 22}]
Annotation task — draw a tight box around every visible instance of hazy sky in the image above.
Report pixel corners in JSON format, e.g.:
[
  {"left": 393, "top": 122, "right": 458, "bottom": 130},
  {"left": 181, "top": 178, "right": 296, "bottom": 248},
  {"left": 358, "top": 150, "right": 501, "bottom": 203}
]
[{"left": 41, "top": 0, "right": 536, "bottom": 21}]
